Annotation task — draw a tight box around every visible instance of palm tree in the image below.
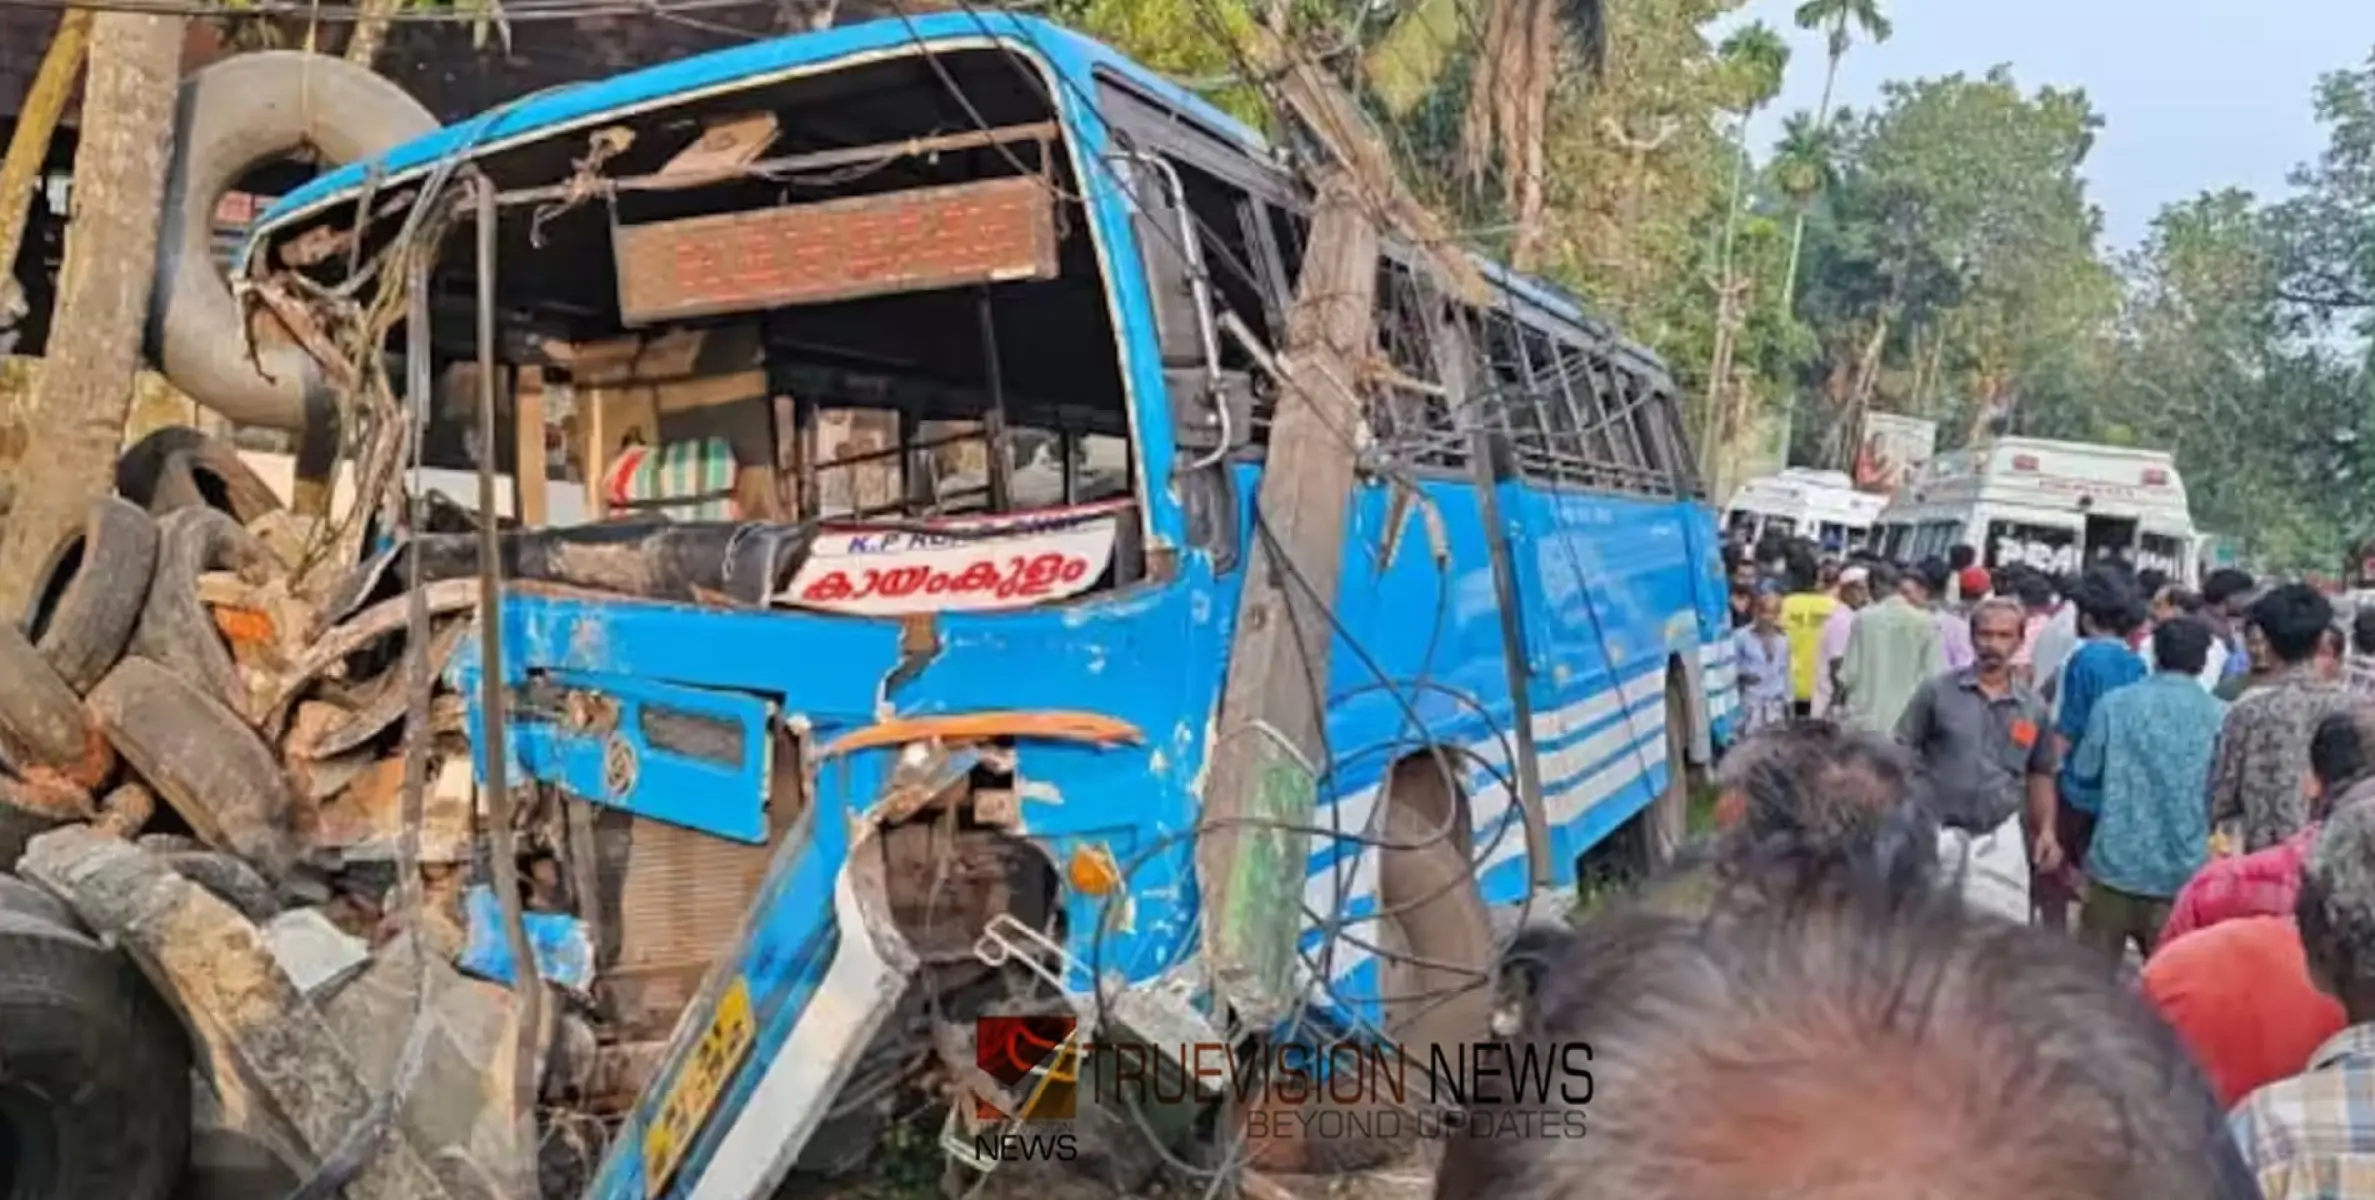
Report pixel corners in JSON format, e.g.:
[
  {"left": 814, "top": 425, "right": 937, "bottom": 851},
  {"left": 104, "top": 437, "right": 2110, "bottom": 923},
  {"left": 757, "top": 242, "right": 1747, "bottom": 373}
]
[
  {"left": 1769, "top": 110, "right": 1845, "bottom": 230},
  {"left": 1713, "top": 23, "right": 1791, "bottom": 293},
  {"left": 1781, "top": 0, "right": 1890, "bottom": 309},
  {"left": 1364, "top": 0, "right": 1607, "bottom": 273}
]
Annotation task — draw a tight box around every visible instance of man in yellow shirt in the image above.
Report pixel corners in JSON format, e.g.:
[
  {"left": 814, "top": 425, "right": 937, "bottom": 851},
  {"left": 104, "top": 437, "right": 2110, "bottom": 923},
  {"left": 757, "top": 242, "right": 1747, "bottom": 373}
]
[{"left": 1781, "top": 557, "right": 1843, "bottom": 718}]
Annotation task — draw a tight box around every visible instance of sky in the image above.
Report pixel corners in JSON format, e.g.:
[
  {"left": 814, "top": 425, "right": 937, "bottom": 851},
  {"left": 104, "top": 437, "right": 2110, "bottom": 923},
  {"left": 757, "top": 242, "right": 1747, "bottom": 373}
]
[{"left": 1717, "top": 0, "right": 2375, "bottom": 252}]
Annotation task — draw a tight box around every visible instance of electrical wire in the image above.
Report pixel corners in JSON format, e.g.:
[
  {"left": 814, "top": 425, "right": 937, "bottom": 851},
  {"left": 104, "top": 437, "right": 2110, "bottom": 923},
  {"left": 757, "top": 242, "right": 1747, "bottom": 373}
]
[
  {"left": 841, "top": 5, "right": 1588, "bottom": 1185},
  {"left": 215, "top": 2, "right": 1692, "bottom": 1189}
]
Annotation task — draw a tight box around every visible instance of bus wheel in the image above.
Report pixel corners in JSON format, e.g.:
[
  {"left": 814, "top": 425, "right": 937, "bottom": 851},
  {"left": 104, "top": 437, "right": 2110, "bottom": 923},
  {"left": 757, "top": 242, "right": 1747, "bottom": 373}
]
[
  {"left": 1644, "top": 671, "right": 1693, "bottom": 868},
  {"left": 1241, "top": 759, "right": 1493, "bottom": 1175},
  {"left": 1374, "top": 780, "right": 1495, "bottom": 1053}
]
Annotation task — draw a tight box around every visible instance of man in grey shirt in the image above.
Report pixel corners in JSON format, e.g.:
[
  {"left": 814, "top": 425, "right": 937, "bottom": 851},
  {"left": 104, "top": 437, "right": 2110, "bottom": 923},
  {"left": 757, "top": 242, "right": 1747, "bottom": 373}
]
[{"left": 1896, "top": 597, "right": 2061, "bottom": 924}]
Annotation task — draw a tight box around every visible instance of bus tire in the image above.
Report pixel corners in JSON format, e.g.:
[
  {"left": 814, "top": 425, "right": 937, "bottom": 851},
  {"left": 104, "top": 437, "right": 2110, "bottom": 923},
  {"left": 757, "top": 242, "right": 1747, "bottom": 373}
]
[
  {"left": 0, "top": 892, "right": 193, "bottom": 1200},
  {"left": 24, "top": 497, "right": 161, "bottom": 695},
  {"left": 1644, "top": 669, "right": 1693, "bottom": 869},
  {"left": 1374, "top": 767, "right": 1495, "bottom": 1052},
  {"left": 146, "top": 52, "right": 437, "bottom": 436},
  {"left": 1240, "top": 756, "right": 1492, "bottom": 1175}
]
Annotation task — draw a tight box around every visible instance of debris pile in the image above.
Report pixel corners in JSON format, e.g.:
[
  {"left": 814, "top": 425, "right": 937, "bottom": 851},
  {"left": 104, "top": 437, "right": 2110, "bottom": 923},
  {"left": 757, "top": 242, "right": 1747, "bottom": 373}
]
[{"left": 0, "top": 429, "right": 592, "bottom": 1198}]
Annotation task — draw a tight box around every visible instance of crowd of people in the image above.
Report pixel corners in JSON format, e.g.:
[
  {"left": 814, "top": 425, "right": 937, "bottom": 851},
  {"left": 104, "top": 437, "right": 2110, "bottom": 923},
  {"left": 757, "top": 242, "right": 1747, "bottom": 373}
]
[{"left": 1439, "top": 535, "right": 2375, "bottom": 1198}]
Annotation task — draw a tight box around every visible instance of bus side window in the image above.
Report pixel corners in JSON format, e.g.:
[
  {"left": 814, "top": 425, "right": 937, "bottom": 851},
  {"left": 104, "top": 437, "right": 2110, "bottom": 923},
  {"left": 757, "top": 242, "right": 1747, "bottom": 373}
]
[
  {"left": 1517, "top": 322, "right": 1585, "bottom": 484},
  {"left": 1480, "top": 310, "right": 1547, "bottom": 475}
]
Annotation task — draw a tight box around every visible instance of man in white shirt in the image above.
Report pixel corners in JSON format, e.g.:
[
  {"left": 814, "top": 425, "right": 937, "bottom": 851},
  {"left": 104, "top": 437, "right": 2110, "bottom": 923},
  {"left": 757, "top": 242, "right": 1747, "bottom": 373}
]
[{"left": 2031, "top": 582, "right": 2082, "bottom": 718}]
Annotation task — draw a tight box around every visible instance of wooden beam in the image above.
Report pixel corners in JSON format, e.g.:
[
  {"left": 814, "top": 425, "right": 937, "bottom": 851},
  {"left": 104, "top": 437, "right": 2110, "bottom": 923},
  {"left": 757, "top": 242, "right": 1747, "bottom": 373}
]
[{"left": 514, "top": 365, "right": 549, "bottom": 526}]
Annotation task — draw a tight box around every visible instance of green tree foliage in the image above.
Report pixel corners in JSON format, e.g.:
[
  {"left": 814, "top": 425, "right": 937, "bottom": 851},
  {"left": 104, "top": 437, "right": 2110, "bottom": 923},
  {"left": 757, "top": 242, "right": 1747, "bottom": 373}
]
[
  {"left": 1048, "top": 0, "right": 2372, "bottom": 570},
  {"left": 1787, "top": 68, "right": 2117, "bottom": 461},
  {"left": 2271, "top": 53, "right": 2375, "bottom": 337}
]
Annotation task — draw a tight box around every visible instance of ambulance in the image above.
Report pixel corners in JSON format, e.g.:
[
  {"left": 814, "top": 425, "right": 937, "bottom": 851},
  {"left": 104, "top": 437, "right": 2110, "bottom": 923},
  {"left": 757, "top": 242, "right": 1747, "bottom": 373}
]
[
  {"left": 1871, "top": 437, "right": 2200, "bottom": 585},
  {"left": 1723, "top": 468, "right": 1888, "bottom": 555}
]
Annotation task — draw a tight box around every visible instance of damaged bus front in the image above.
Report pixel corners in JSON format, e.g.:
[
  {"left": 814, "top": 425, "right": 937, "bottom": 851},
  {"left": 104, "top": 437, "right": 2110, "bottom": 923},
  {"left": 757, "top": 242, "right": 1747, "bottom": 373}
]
[{"left": 216, "top": 13, "right": 1736, "bottom": 1197}]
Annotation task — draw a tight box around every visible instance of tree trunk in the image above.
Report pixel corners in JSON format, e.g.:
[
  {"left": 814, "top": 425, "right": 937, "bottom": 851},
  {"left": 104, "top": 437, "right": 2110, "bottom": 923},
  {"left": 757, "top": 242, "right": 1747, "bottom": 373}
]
[
  {"left": 1829, "top": 312, "right": 1888, "bottom": 469},
  {"left": 1505, "top": 0, "right": 1557, "bottom": 272},
  {"left": 0, "top": 11, "right": 186, "bottom": 615},
  {"left": 1702, "top": 111, "right": 1754, "bottom": 467},
  {"left": 344, "top": 0, "right": 398, "bottom": 67},
  {"left": 1780, "top": 38, "right": 1846, "bottom": 314},
  {"left": 0, "top": 9, "right": 93, "bottom": 330}
]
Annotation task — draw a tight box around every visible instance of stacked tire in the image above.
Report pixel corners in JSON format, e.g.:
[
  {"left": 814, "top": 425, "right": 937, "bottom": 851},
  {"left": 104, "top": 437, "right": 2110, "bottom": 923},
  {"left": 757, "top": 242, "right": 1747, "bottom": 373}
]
[{"left": 0, "top": 428, "right": 289, "bottom": 1200}]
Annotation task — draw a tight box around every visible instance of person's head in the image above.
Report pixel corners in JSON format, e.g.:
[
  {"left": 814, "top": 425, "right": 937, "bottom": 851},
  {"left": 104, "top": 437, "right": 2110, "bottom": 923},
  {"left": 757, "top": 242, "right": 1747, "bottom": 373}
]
[
  {"left": 2249, "top": 583, "right": 2336, "bottom": 668},
  {"left": 1817, "top": 558, "right": 1842, "bottom": 591},
  {"left": 2072, "top": 569, "right": 2143, "bottom": 639},
  {"left": 1912, "top": 557, "right": 1951, "bottom": 606},
  {"left": 2298, "top": 802, "right": 2375, "bottom": 1021},
  {"left": 1711, "top": 722, "right": 1926, "bottom": 860},
  {"left": 1864, "top": 561, "right": 1902, "bottom": 598},
  {"left": 1957, "top": 565, "right": 1993, "bottom": 605},
  {"left": 1752, "top": 588, "right": 1784, "bottom": 631},
  {"left": 1445, "top": 862, "right": 2256, "bottom": 1200},
  {"left": 1837, "top": 566, "right": 1872, "bottom": 609},
  {"left": 2321, "top": 624, "right": 2350, "bottom": 679},
  {"left": 2354, "top": 606, "right": 2375, "bottom": 659},
  {"left": 2242, "top": 622, "right": 2273, "bottom": 675},
  {"left": 1948, "top": 543, "right": 1977, "bottom": 572},
  {"left": 2150, "top": 616, "right": 2213, "bottom": 678},
  {"left": 1783, "top": 542, "right": 1822, "bottom": 594},
  {"left": 2204, "top": 568, "right": 2257, "bottom": 618},
  {"left": 2306, "top": 705, "right": 2375, "bottom": 817},
  {"left": 2137, "top": 568, "right": 2170, "bottom": 599},
  {"left": 2154, "top": 586, "right": 2203, "bottom": 625},
  {"left": 1730, "top": 560, "right": 1758, "bottom": 593},
  {"left": 1970, "top": 597, "right": 2026, "bottom": 674},
  {"left": 2013, "top": 571, "right": 2055, "bottom": 612}
]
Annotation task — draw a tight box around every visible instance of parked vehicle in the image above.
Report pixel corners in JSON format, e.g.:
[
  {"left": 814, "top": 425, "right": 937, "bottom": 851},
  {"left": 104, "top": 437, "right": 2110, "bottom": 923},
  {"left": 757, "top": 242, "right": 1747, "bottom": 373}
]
[
  {"left": 6, "top": 14, "right": 1737, "bottom": 1199},
  {"left": 1872, "top": 437, "right": 2200, "bottom": 584},
  {"left": 1722, "top": 467, "right": 1886, "bottom": 555}
]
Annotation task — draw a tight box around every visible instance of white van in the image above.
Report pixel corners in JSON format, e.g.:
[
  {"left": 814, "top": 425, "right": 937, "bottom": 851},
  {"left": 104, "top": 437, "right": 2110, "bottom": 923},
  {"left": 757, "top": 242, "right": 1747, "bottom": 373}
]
[
  {"left": 1723, "top": 468, "right": 1888, "bottom": 555},
  {"left": 1872, "top": 437, "right": 2199, "bottom": 586}
]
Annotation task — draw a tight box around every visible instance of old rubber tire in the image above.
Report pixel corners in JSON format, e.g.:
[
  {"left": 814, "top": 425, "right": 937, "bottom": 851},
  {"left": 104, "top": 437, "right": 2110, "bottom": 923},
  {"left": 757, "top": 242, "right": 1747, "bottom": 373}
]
[
  {"left": 130, "top": 507, "right": 277, "bottom": 712},
  {"left": 147, "top": 52, "right": 437, "bottom": 433},
  {"left": 147, "top": 443, "right": 285, "bottom": 527},
  {"left": 87, "top": 658, "right": 300, "bottom": 883},
  {"left": 23, "top": 497, "right": 161, "bottom": 694},
  {"left": 0, "top": 899, "right": 193, "bottom": 1200},
  {"left": 114, "top": 427, "right": 215, "bottom": 509},
  {"left": 0, "top": 623, "right": 111, "bottom": 789}
]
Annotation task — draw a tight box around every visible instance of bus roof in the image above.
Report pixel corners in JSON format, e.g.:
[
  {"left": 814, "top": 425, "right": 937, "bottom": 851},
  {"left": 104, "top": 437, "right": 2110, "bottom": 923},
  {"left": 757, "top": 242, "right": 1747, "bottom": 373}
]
[
  {"left": 239, "top": 13, "right": 1670, "bottom": 374},
  {"left": 245, "top": 12, "right": 1250, "bottom": 252},
  {"left": 1884, "top": 436, "right": 2193, "bottom": 527},
  {"left": 1726, "top": 468, "right": 1887, "bottom": 525}
]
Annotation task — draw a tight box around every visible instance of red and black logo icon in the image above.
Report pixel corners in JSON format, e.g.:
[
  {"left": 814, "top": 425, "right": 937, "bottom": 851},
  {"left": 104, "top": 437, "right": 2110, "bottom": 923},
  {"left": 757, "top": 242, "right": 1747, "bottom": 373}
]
[{"left": 974, "top": 1015, "right": 1079, "bottom": 1121}]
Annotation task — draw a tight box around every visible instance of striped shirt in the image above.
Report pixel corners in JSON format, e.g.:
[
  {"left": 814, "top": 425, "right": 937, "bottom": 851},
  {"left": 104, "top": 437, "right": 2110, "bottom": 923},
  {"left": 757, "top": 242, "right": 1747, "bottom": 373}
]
[{"left": 2232, "top": 1024, "right": 2375, "bottom": 1199}]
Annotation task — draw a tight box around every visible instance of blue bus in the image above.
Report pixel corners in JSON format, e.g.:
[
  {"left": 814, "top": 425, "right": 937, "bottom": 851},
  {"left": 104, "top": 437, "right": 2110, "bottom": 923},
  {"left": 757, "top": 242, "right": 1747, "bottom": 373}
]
[{"left": 214, "top": 12, "right": 1740, "bottom": 1194}]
